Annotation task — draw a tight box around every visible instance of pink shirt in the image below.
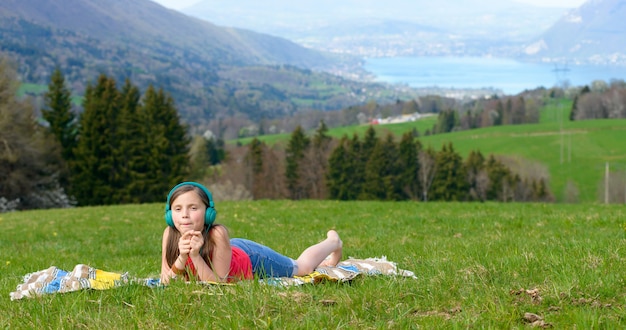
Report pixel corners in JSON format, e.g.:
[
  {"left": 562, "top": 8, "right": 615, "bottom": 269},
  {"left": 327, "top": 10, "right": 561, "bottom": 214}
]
[{"left": 184, "top": 246, "right": 253, "bottom": 282}]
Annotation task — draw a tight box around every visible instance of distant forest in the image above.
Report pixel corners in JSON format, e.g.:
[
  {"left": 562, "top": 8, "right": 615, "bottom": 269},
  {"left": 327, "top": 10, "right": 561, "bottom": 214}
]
[{"left": 3, "top": 58, "right": 626, "bottom": 211}]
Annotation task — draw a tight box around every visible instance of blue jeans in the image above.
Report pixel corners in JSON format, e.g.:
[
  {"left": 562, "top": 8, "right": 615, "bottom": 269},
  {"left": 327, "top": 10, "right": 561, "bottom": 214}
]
[{"left": 230, "top": 238, "right": 296, "bottom": 278}]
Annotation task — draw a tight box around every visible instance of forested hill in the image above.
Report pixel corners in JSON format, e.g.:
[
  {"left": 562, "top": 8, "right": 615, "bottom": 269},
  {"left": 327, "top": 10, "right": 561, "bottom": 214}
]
[
  {"left": 0, "top": 0, "right": 408, "bottom": 133},
  {"left": 0, "top": 0, "right": 337, "bottom": 69}
]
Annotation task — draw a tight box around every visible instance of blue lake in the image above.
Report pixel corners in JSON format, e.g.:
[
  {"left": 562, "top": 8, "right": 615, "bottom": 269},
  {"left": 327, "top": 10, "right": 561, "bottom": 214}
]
[{"left": 363, "top": 56, "right": 626, "bottom": 95}]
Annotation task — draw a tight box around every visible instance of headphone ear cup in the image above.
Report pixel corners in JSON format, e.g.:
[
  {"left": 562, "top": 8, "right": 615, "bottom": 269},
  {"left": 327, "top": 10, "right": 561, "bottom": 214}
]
[
  {"left": 205, "top": 207, "right": 216, "bottom": 226},
  {"left": 165, "top": 210, "right": 174, "bottom": 227}
]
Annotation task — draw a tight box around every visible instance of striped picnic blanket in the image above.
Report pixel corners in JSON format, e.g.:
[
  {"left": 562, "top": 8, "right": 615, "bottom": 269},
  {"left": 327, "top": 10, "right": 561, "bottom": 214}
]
[{"left": 10, "top": 256, "right": 415, "bottom": 300}]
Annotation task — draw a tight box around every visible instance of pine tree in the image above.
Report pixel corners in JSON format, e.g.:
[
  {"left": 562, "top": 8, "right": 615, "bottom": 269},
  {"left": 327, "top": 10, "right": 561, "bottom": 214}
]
[
  {"left": 398, "top": 132, "right": 421, "bottom": 199},
  {"left": 494, "top": 100, "right": 504, "bottom": 126},
  {"left": 42, "top": 67, "right": 76, "bottom": 161},
  {"left": 362, "top": 133, "right": 402, "bottom": 200},
  {"left": 206, "top": 137, "right": 226, "bottom": 165},
  {"left": 327, "top": 135, "right": 351, "bottom": 200},
  {"left": 285, "top": 125, "right": 310, "bottom": 199},
  {"left": 71, "top": 74, "right": 121, "bottom": 205},
  {"left": 430, "top": 143, "right": 467, "bottom": 201},
  {"left": 361, "top": 126, "right": 378, "bottom": 161},
  {"left": 436, "top": 109, "right": 457, "bottom": 133},
  {"left": 485, "top": 155, "right": 513, "bottom": 201},
  {"left": 116, "top": 79, "right": 145, "bottom": 203},
  {"left": 141, "top": 85, "right": 190, "bottom": 201}
]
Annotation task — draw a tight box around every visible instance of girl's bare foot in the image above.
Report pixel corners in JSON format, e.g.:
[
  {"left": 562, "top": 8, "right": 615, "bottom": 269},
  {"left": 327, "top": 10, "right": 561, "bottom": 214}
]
[{"left": 319, "top": 230, "right": 342, "bottom": 267}]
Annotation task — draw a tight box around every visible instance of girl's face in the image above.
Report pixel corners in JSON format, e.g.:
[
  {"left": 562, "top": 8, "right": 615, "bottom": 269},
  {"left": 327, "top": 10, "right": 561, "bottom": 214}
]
[{"left": 170, "top": 191, "right": 207, "bottom": 234}]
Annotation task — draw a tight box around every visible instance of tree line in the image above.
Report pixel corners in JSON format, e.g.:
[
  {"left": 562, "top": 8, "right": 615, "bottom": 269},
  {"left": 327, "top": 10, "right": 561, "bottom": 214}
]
[
  {"left": 2, "top": 62, "right": 557, "bottom": 210},
  {"left": 1, "top": 61, "right": 191, "bottom": 210},
  {"left": 220, "top": 123, "right": 553, "bottom": 203},
  {"left": 570, "top": 80, "right": 626, "bottom": 121}
]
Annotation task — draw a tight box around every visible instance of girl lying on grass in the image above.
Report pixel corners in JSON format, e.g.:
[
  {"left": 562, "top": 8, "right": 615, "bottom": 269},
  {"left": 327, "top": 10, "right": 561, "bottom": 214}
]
[{"left": 160, "top": 182, "right": 343, "bottom": 284}]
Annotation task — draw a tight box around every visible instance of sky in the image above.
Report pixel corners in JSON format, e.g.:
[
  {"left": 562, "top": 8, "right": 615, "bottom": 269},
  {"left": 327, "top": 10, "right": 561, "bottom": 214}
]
[{"left": 152, "top": 0, "right": 588, "bottom": 10}]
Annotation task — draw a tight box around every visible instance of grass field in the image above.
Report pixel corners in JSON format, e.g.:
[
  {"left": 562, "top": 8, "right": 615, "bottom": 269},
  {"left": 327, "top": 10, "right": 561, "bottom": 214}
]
[
  {"left": 2, "top": 201, "right": 624, "bottom": 328},
  {"left": 233, "top": 99, "right": 626, "bottom": 204}
]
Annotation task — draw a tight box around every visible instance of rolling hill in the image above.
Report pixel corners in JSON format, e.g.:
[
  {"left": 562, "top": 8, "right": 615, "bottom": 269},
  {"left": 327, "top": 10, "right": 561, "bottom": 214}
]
[
  {"left": 233, "top": 101, "right": 626, "bottom": 204},
  {"left": 1, "top": 0, "right": 422, "bottom": 132}
]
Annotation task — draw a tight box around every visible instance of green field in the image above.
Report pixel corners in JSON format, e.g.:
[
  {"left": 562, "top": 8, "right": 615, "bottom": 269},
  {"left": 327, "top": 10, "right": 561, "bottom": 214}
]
[
  {"left": 17, "top": 82, "right": 83, "bottom": 105},
  {"left": 234, "top": 100, "right": 626, "bottom": 204},
  {"left": 2, "top": 201, "right": 624, "bottom": 328}
]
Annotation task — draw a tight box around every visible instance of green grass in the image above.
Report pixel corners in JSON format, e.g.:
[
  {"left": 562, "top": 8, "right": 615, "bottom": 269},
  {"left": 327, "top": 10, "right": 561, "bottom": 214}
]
[
  {"left": 17, "top": 82, "right": 84, "bottom": 105},
  {"left": 419, "top": 118, "right": 626, "bottom": 203},
  {"left": 17, "top": 83, "right": 48, "bottom": 97},
  {"left": 2, "top": 201, "right": 625, "bottom": 328},
  {"left": 233, "top": 115, "right": 439, "bottom": 146},
  {"left": 232, "top": 99, "right": 626, "bottom": 203}
]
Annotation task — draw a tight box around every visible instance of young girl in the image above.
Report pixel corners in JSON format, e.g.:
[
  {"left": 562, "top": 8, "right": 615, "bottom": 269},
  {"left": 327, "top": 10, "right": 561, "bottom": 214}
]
[{"left": 160, "top": 182, "right": 343, "bottom": 284}]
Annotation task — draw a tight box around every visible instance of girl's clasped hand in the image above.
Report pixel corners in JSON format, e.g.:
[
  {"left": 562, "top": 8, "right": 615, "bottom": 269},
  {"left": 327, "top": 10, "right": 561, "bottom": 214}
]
[{"left": 178, "top": 230, "right": 203, "bottom": 257}]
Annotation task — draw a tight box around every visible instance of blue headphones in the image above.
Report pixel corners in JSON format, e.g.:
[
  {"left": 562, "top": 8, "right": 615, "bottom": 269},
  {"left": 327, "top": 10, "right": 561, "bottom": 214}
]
[{"left": 164, "top": 182, "right": 217, "bottom": 228}]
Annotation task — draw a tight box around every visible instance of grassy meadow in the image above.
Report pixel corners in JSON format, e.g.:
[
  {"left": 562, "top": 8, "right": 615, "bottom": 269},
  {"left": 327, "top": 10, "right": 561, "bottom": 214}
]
[
  {"left": 234, "top": 99, "right": 626, "bottom": 203},
  {"left": 2, "top": 201, "right": 625, "bottom": 328}
]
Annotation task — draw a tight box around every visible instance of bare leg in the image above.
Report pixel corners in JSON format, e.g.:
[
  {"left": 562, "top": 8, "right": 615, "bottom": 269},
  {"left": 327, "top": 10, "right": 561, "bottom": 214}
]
[{"left": 295, "top": 230, "right": 343, "bottom": 275}]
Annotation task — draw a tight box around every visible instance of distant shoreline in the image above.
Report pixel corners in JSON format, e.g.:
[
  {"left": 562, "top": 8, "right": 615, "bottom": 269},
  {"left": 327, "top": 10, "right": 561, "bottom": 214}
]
[{"left": 363, "top": 56, "right": 626, "bottom": 95}]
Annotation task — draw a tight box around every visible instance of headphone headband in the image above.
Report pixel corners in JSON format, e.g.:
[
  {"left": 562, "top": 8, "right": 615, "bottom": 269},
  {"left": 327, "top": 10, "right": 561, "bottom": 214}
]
[{"left": 164, "top": 182, "right": 217, "bottom": 228}]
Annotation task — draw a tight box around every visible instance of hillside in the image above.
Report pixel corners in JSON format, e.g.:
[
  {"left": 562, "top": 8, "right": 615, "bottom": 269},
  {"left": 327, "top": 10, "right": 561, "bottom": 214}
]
[
  {"left": 522, "top": 0, "right": 626, "bottom": 66},
  {"left": 0, "top": 0, "right": 426, "bottom": 133},
  {"left": 233, "top": 102, "right": 626, "bottom": 203},
  {"left": 0, "top": 0, "right": 336, "bottom": 69}
]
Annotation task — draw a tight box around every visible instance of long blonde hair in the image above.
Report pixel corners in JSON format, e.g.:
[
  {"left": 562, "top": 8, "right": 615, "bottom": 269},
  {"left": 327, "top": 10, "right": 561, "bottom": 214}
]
[{"left": 164, "top": 185, "right": 225, "bottom": 268}]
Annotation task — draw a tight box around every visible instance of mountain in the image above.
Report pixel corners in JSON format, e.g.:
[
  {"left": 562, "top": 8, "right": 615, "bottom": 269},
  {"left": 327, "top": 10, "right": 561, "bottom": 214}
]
[
  {"left": 0, "top": 0, "right": 336, "bottom": 69},
  {"left": 0, "top": 0, "right": 424, "bottom": 135},
  {"left": 522, "top": 0, "right": 626, "bottom": 65},
  {"left": 183, "top": 0, "right": 567, "bottom": 58}
]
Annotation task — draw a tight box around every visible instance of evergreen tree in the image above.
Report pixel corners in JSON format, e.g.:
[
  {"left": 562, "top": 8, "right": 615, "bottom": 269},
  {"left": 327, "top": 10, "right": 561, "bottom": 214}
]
[
  {"left": 206, "top": 137, "right": 226, "bottom": 165},
  {"left": 42, "top": 67, "right": 76, "bottom": 161},
  {"left": 485, "top": 155, "right": 513, "bottom": 201},
  {"left": 494, "top": 100, "right": 504, "bottom": 126},
  {"left": 430, "top": 143, "right": 467, "bottom": 201},
  {"left": 115, "top": 79, "right": 143, "bottom": 203},
  {"left": 436, "top": 109, "right": 457, "bottom": 133},
  {"left": 361, "top": 126, "right": 378, "bottom": 161},
  {"left": 71, "top": 74, "right": 121, "bottom": 205},
  {"left": 346, "top": 134, "right": 365, "bottom": 198},
  {"left": 362, "top": 133, "right": 402, "bottom": 200},
  {"left": 398, "top": 132, "right": 421, "bottom": 199},
  {"left": 312, "top": 120, "right": 329, "bottom": 147},
  {"left": 285, "top": 125, "right": 310, "bottom": 199},
  {"left": 141, "top": 85, "right": 190, "bottom": 201},
  {"left": 327, "top": 136, "right": 352, "bottom": 200}
]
